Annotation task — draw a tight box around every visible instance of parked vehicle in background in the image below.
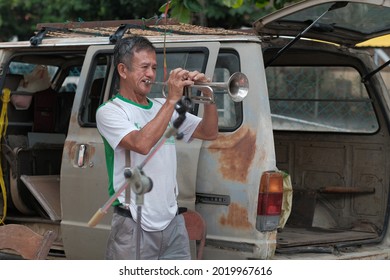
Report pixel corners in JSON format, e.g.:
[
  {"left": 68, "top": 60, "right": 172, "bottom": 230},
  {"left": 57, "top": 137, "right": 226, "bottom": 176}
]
[{"left": 1, "top": 0, "right": 390, "bottom": 259}]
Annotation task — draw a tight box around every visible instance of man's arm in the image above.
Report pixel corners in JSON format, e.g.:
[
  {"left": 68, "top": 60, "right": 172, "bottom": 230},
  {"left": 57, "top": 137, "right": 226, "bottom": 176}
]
[
  {"left": 119, "top": 100, "right": 176, "bottom": 155},
  {"left": 192, "top": 98, "right": 218, "bottom": 141}
]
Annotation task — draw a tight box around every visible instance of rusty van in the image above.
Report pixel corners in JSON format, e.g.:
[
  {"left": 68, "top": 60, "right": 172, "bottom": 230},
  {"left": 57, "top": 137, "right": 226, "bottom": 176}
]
[{"left": 1, "top": 0, "right": 390, "bottom": 259}]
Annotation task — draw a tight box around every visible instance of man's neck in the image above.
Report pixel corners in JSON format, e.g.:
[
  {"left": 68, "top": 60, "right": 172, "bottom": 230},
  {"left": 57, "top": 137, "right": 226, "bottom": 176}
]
[{"left": 119, "top": 90, "right": 149, "bottom": 106}]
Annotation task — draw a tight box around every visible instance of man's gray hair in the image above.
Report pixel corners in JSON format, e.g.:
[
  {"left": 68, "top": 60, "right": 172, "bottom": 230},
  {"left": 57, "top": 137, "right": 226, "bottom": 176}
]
[{"left": 113, "top": 36, "right": 156, "bottom": 71}]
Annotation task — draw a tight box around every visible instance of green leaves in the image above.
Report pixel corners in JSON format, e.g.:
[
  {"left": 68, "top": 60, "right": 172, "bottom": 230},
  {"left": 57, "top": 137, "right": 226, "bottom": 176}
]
[
  {"left": 222, "top": 0, "right": 244, "bottom": 9},
  {"left": 171, "top": 3, "right": 192, "bottom": 23},
  {"left": 159, "top": 0, "right": 203, "bottom": 23},
  {"left": 183, "top": 0, "right": 203, "bottom": 12}
]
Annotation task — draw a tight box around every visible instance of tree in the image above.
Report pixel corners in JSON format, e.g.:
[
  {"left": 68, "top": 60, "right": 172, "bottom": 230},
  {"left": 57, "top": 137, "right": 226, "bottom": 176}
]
[
  {"left": 160, "top": 0, "right": 298, "bottom": 28},
  {"left": 0, "top": 0, "right": 168, "bottom": 41},
  {"left": 0, "top": 0, "right": 298, "bottom": 42}
]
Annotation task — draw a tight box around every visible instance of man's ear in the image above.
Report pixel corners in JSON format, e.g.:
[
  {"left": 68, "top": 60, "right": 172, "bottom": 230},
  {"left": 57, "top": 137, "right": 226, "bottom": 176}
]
[{"left": 117, "top": 63, "right": 127, "bottom": 79}]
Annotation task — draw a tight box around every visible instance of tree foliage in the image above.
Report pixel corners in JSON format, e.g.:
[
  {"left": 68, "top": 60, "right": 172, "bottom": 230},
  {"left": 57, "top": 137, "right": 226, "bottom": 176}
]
[
  {"left": 0, "top": 0, "right": 168, "bottom": 41},
  {"left": 0, "top": 0, "right": 298, "bottom": 41}
]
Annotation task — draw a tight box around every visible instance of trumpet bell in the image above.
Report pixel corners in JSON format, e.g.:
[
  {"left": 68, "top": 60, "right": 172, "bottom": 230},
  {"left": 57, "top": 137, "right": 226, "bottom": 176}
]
[
  {"left": 190, "top": 72, "right": 249, "bottom": 103},
  {"left": 227, "top": 72, "right": 249, "bottom": 102}
]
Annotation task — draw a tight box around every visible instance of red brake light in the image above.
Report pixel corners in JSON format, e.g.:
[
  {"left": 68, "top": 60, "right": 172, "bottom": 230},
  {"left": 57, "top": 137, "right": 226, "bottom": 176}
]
[
  {"left": 258, "top": 193, "right": 282, "bottom": 215},
  {"left": 256, "top": 171, "right": 283, "bottom": 231}
]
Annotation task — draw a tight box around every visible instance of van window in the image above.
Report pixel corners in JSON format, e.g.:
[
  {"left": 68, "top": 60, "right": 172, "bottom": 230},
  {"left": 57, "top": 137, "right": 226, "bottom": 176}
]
[
  {"left": 59, "top": 66, "right": 81, "bottom": 92},
  {"left": 79, "top": 53, "right": 111, "bottom": 126},
  {"left": 9, "top": 62, "right": 58, "bottom": 79},
  {"left": 266, "top": 66, "right": 379, "bottom": 133},
  {"left": 214, "top": 52, "right": 243, "bottom": 131},
  {"left": 149, "top": 49, "right": 208, "bottom": 108},
  {"left": 152, "top": 50, "right": 243, "bottom": 130}
]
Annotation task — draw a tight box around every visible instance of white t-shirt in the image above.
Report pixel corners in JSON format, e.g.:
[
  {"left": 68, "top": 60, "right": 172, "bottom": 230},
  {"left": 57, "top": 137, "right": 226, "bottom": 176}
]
[{"left": 96, "top": 94, "right": 201, "bottom": 231}]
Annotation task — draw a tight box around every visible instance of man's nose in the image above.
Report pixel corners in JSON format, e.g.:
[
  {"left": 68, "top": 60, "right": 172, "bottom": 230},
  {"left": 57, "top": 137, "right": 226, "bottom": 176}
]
[{"left": 145, "top": 66, "right": 156, "bottom": 76}]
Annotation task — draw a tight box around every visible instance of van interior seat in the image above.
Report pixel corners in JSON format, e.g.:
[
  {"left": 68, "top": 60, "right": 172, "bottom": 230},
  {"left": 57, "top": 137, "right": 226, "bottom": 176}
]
[
  {"left": 4, "top": 73, "right": 23, "bottom": 90},
  {"left": 33, "top": 87, "right": 58, "bottom": 133}
]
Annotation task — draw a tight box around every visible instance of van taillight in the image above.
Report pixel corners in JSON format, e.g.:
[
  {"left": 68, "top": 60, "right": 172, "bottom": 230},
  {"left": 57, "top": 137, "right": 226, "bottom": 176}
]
[{"left": 256, "top": 171, "right": 283, "bottom": 231}]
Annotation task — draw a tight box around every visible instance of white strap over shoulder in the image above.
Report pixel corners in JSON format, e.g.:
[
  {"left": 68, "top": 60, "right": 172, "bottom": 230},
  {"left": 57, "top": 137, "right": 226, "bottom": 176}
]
[{"left": 110, "top": 98, "right": 131, "bottom": 207}]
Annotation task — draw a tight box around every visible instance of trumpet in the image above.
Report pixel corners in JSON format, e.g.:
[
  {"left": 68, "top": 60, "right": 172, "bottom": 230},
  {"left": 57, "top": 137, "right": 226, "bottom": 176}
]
[{"left": 145, "top": 72, "right": 249, "bottom": 104}]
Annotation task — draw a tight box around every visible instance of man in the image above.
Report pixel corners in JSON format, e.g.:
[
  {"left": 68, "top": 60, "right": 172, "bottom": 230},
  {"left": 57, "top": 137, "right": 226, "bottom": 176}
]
[{"left": 96, "top": 36, "right": 218, "bottom": 260}]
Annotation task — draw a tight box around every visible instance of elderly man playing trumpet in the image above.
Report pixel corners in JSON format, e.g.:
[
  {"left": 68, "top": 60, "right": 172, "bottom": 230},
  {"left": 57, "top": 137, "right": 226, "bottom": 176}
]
[{"left": 96, "top": 35, "right": 218, "bottom": 260}]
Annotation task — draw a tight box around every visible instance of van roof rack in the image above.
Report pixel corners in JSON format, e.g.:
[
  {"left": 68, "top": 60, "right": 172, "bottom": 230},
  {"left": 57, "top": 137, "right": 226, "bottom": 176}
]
[{"left": 29, "top": 19, "right": 249, "bottom": 46}]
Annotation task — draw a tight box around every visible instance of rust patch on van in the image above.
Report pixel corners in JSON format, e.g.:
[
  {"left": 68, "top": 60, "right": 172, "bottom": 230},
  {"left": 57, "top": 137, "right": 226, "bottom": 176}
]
[
  {"left": 89, "top": 145, "right": 96, "bottom": 156},
  {"left": 220, "top": 202, "right": 252, "bottom": 229},
  {"left": 64, "top": 140, "right": 77, "bottom": 159},
  {"left": 209, "top": 126, "right": 256, "bottom": 183}
]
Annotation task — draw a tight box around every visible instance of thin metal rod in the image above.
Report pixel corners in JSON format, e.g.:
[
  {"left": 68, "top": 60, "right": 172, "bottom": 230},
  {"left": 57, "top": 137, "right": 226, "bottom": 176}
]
[
  {"left": 138, "top": 130, "right": 172, "bottom": 169},
  {"left": 264, "top": 2, "right": 348, "bottom": 68},
  {"left": 136, "top": 205, "right": 142, "bottom": 260}
]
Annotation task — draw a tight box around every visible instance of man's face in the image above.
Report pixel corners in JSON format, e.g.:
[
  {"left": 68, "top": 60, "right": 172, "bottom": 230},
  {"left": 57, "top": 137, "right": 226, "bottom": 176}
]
[{"left": 126, "top": 49, "right": 157, "bottom": 96}]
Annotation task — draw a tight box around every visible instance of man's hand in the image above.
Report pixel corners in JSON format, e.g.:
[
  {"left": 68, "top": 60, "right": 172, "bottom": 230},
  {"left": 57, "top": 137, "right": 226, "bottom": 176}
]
[{"left": 167, "top": 68, "right": 211, "bottom": 104}]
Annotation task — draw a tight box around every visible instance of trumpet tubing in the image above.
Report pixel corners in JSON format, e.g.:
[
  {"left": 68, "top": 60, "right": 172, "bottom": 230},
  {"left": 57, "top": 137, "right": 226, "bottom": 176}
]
[{"left": 146, "top": 72, "right": 249, "bottom": 104}]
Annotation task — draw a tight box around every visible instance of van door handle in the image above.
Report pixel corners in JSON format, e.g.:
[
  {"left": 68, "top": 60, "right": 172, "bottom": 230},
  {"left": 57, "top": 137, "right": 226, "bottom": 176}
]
[{"left": 77, "top": 144, "right": 86, "bottom": 167}]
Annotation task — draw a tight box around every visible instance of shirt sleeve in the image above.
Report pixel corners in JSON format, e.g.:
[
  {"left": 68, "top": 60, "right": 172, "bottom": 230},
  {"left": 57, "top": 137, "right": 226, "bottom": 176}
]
[
  {"left": 96, "top": 102, "right": 137, "bottom": 150},
  {"left": 173, "top": 110, "right": 202, "bottom": 143}
]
